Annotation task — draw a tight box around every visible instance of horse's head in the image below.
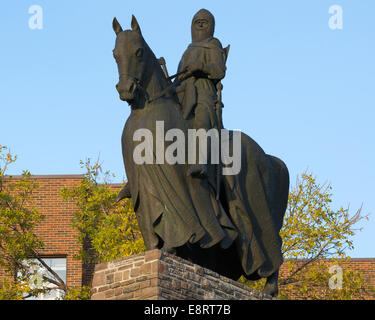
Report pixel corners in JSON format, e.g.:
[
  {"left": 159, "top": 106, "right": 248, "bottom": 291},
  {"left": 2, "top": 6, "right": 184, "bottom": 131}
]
[{"left": 112, "top": 16, "right": 152, "bottom": 105}]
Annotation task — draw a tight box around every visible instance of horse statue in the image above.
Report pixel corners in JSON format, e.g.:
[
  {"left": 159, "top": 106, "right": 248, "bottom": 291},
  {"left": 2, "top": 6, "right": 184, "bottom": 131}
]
[{"left": 112, "top": 15, "right": 289, "bottom": 297}]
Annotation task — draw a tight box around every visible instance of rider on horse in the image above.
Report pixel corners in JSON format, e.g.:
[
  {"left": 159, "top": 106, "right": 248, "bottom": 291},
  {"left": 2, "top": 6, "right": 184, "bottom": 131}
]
[{"left": 176, "top": 9, "right": 229, "bottom": 179}]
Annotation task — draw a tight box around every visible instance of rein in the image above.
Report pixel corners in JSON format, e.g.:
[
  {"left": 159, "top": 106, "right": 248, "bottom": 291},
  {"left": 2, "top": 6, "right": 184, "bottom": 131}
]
[
  {"left": 120, "top": 68, "right": 189, "bottom": 104},
  {"left": 147, "top": 70, "right": 188, "bottom": 103}
]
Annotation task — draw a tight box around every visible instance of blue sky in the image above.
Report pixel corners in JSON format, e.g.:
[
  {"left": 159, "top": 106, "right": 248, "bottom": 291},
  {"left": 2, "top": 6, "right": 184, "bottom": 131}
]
[{"left": 0, "top": 1, "right": 374, "bottom": 257}]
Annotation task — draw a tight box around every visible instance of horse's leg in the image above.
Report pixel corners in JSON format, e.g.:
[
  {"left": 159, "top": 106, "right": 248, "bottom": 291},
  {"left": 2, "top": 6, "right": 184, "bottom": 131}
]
[
  {"left": 261, "top": 156, "right": 289, "bottom": 298},
  {"left": 115, "top": 183, "right": 131, "bottom": 202},
  {"left": 263, "top": 269, "right": 279, "bottom": 297}
]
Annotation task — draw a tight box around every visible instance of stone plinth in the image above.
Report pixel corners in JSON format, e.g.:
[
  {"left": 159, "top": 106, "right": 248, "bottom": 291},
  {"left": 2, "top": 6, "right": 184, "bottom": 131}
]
[{"left": 91, "top": 249, "right": 272, "bottom": 300}]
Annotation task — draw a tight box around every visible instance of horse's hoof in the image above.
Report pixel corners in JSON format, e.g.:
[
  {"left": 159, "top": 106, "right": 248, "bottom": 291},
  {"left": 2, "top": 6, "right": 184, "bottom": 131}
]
[
  {"left": 262, "top": 282, "right": 278, "bottom": 297},
  {"left": 161, "top": 247, "right": 176, "bottom": 255}
]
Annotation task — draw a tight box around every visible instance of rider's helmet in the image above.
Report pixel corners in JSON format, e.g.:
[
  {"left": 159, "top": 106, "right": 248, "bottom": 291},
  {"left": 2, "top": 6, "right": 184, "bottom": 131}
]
[{"left": 191, "top": 9, "right": 215, "bottom": 42}]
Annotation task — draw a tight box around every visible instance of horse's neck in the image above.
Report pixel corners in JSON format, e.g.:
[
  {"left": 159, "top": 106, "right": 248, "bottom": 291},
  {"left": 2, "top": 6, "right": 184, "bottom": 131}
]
[
  {"left": 132, "top": 50, "right": 172, "bottom": 111},
  {"left": 144, "top": 60, "right": 168, "bottom": 101}
]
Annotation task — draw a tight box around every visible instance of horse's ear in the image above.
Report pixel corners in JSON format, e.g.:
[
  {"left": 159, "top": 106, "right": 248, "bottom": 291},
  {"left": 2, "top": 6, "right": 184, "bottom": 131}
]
[
  {"left": 131, "top": 15, "right": 142, "bottom": 34},
  {"left": 113, "top": 17, "right": 123, "bottom": 35}
]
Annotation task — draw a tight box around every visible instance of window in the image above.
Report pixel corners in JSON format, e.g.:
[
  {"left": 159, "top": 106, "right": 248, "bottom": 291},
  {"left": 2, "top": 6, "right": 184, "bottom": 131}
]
[{"left": 22, "top": 257, "right": 67, "bottom": 300}]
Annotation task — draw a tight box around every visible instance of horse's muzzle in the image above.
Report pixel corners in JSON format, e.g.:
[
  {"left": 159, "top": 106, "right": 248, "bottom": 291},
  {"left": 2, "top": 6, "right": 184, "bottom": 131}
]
[{"left": 116, "top": 77, "right": 137, "bottom": 103}]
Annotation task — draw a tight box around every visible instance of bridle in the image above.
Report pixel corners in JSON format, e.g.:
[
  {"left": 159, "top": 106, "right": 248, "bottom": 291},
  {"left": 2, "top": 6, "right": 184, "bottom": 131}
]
[
  {"left": 119, "top": 72, "right": 150, "bottom": 102},
  {"left": 119, "top": 67, "right": 190, "bottom": 104}
]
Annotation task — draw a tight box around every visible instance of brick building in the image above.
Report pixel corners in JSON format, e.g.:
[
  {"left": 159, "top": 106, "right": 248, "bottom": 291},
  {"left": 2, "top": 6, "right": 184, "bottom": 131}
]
[
  {"left": 0, "top": 175, "right": 374, "bottom": 299},
  {"left": 0, "top": 175, "right": 85, "bottom": 299}
]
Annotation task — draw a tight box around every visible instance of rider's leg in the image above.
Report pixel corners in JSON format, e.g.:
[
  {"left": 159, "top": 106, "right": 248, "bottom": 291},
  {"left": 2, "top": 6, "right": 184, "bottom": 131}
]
[{"left": 187, "top": 102, "right": 212, "bottom": 178}]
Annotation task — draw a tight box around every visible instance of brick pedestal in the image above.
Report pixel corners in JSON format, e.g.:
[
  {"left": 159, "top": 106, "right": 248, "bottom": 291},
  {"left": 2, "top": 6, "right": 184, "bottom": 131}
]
[{"left": 91, "top": 250, "right": 272, "bottom": 300}]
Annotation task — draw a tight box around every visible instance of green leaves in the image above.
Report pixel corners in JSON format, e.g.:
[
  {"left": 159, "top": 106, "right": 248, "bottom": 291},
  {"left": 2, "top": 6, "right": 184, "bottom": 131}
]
[
  {"left": 0, "top": 146, "right": 51, "bottom": 299},
  {"left": 0, "top": 152, "right": 44, "bottom": 274},
  {"left": 280, "top": 172, "right": 364, "bottom": 261},
  {"left": 60, "top": 158, "right": 145, "bottom": 266},
  {"left": 0, "top": 145, "right": 17, "bottom": 178},
  {"left": 279, "top": 258, "right": 369, "bottom": 300},
  {"left": 0, "top": 277, "right": 31, "bottom": 300},
  {"left": 244, "top": 171, "right": 371, "bottom": 299}
]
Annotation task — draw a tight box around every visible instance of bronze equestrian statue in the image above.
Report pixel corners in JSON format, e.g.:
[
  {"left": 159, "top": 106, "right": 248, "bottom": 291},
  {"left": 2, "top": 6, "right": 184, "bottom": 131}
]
[{"left": 113, "top": 10, "right": 289, "bottom": 297}]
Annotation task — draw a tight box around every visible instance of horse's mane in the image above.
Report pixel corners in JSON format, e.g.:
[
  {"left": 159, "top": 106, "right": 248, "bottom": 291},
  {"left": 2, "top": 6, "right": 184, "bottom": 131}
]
[{"left": 124, "top": 29, "right": 169, "bottom": 85}]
